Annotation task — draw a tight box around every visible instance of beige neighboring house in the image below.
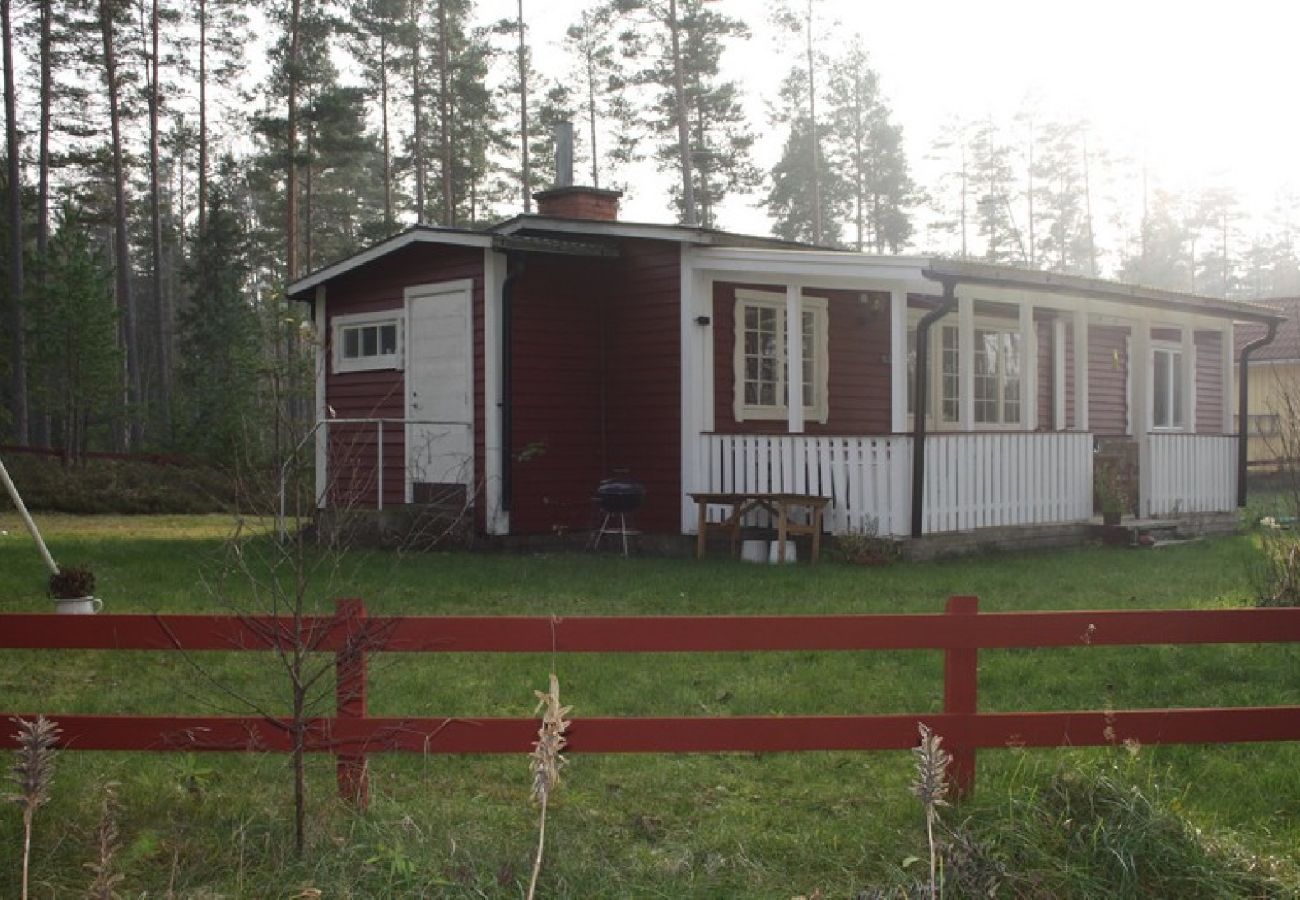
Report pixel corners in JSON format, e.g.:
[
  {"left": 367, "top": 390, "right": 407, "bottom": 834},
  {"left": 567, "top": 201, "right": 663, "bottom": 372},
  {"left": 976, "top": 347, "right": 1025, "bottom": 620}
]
[{"left": 1237, "top": 297, "right": 1300, "bottom": 467}]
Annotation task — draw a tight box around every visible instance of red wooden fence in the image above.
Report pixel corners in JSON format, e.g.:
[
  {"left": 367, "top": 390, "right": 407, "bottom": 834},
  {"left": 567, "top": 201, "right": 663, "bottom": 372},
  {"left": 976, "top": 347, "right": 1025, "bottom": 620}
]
[{"left": 5, "top": 596, "right": 1300, "bottom": 809}]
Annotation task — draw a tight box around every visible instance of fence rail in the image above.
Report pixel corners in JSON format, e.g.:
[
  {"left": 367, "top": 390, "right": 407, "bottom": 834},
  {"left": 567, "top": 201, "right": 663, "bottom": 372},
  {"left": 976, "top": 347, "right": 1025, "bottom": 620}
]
[{"left": 5, "top": 598, "right": 1300, "bottom": 808}]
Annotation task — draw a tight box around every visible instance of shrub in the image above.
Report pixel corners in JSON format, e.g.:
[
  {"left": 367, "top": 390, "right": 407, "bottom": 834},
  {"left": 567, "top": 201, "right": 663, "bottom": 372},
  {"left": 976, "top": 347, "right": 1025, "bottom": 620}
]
[
  {"left": 1253, "top": 530, "right": 1300, "bottom": 607},
  {"left": 834, "top": 520, "right": 900, "bottom": 566}
]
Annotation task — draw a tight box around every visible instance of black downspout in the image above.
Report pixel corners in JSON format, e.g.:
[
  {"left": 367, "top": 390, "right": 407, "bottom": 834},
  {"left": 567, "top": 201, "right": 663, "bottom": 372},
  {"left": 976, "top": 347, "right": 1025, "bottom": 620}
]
[
  {"left": 501, "top": 252, "right": 525, "bottom": 514},
  {"left": 910, "top": 278, "right": 959, "bottom": 539},
  {"left": 1238, "top": 319, "right": 1278, "bottom": 507}
]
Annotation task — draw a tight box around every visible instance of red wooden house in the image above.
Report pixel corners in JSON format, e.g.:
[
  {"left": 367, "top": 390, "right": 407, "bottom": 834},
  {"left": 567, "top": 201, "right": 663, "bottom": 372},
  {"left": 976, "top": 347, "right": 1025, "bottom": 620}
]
[{"left": 288, "top": 185, "right": 1284, "bottom": 545}]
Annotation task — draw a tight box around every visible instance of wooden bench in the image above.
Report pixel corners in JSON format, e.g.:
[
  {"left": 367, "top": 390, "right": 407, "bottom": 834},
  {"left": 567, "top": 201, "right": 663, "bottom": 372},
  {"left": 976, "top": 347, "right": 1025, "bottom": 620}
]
[{"left": 689, "top": 492, "right": 830, "bottom": 563}]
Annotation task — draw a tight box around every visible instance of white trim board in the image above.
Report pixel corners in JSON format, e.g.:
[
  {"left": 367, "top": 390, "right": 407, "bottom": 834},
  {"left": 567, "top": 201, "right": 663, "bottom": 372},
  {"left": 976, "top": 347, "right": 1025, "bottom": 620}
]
[{"left": 289, "top": 229, "right": 492, "bottom": 298}]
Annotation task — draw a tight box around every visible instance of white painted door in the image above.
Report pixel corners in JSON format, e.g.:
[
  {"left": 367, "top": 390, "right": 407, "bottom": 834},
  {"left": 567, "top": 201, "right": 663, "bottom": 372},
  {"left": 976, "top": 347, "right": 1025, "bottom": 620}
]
[{"left": 405, "top": 281, "right": 473, "bottom": 501}]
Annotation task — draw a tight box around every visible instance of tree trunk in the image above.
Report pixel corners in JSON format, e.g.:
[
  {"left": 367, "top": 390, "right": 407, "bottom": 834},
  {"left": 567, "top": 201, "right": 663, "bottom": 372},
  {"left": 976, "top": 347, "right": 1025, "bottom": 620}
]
[
  {"left": 411, "top": 0, "right": 425, "bottom": 222},
  {"left": 437, "top": 0, "right": 452, "bottom": 225},
  {"left": 1082, "top": 129, "right": 1097, "bottom": 277},
  {"left": 285, "top": 0, "right": 302, "bottom": 281},
  {"left": 516, "top": 0, "right": 529, "bottom": 212},
  {"left": 2, "top": 0, "right": 28, "bottom": 444},
  {"left": 198, "top": 0, "right": 207, "bottom": 235},
  {"left": 37, "top": 0, "right": 51, "bottom": 263},
  {"left": 667, "top": 0, "right": 695, "bottom": 226},
  {"left": 99, "top": 0, "right": 141, "bottom": 448},
  {"left": 149, "top": 0, "right": 170, "bottom": 427},
  {"left": 585, "top": 31, "right": 598, "bottom": 187},
  {"left": 304, "top": 113, "right": 313, "bottom": 273},
  {"left": 379, "top": 32, "right": 392, "bottom": 230},
  {"left": 804, "top": 0, "right": 821, "bottom": 245}
]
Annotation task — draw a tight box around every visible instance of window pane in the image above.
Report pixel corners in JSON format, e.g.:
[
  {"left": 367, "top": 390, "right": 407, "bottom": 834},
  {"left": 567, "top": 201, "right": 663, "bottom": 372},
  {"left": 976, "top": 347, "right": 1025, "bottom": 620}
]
[
  {"left": 362, "top": 326, "right": 378, "bottom": 357},
  {"left": 380, "top": 324, "right": 397, "bottom": 355},
  {"left": 1153, "top": 350, "right": 1170, "bottom": 428},
  {"left": 343, "top": 328, "right": 359, "bottom": 359},
  {"left": 1003, "top": 333, "right": 1021, "bottom": 424}
]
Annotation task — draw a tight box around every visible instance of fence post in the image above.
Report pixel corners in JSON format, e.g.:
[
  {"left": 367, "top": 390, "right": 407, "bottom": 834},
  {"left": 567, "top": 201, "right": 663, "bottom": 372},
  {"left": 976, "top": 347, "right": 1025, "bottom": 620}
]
[
  {"left": 944, "top": 595, "right": 979, "bottom": 799},
  {"left": 335, "top": 598, "right": 370, "bottom": 809}
]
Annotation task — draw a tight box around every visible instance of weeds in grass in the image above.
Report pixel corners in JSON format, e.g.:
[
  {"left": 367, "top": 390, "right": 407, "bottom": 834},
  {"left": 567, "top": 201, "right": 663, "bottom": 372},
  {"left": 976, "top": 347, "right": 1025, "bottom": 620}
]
[
  {"left": 910, "top": 724, "right": 950, "bottom": 899},
  {"left": 1253, "top": 530, "right": 1300, "bottom": 606},
  {"left": 968, "top": 755, "right": 1298, "bottom": 898},
  {"left": 6, "top": 716, "right": 60, "bottom": 900},
  {"left": 527, "top": 674, "right": 571, "bottom": 900},
  {"left": 84, "top": 782, "right": 124, "bottom": 899}
]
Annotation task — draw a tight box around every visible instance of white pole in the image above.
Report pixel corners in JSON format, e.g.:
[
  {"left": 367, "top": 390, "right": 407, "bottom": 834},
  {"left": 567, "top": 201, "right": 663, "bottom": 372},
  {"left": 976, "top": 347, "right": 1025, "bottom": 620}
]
[{"left": 0, "top": 455, "right": 59, "bottom": 575}]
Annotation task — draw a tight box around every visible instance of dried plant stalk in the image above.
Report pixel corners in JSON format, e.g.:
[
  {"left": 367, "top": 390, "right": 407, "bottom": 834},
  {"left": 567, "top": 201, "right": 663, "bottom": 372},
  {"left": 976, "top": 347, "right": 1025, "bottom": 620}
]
[
  {"left": 7, "top": 716, "right": 61, "bottom": 900},
  {"left": 911, "top": 723, "right": 951, "bottom": 900},
  {"left": 85, "top": 782, "right": 124, "bottom": 900},
  {"left": 527, "top": 674, "right": 571, "bottom": 900}
]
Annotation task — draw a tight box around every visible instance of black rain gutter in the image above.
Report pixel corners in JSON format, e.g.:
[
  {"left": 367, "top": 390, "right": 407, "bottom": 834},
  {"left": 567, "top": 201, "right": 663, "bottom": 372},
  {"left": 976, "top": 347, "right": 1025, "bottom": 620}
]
[
  {"left": 1238, "top": 319, "right": 1278, "bottom": 507},
  {"left": 910, "top": 277, "right": 959, "bottom": 538},
  {"left": 500, "top": 252, "right": 526, "bottom": 514}
]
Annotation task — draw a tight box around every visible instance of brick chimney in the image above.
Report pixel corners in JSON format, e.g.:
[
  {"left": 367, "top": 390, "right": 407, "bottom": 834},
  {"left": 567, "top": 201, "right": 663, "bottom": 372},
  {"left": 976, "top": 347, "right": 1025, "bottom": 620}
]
[
  {"left": 531, "top": 120, "right": 622, "bottom": 221},
  {"left": 532, "top": 185, "right": 623, "bottom": 222}
]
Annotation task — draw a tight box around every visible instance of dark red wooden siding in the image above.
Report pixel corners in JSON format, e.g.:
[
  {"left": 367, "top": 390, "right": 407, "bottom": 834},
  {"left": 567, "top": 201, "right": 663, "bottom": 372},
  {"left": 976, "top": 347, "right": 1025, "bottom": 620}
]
[
  {"left": 508, "top": 241, "right": 682, "bottom": 536},
  {"left": 1037, "top": 317, "right": 1053, "bottom": 429},
  {"left": 712, "top": 284, "right": 891, "bottom": 435},
  {"left": 508, "top": 254, "right": 608, "bottom": 534},
  {"left": 602, "top": 241, "right": 683, "bottom": 534},
  {"left": 1195, "top": 330, "right": 1225, "bottom": 434},
  {"left": 1088, "top": 325, "right": 1129, "bottom": 435},
  {"left": 323, "top": 243, "right": 484, "bottom": 513}
]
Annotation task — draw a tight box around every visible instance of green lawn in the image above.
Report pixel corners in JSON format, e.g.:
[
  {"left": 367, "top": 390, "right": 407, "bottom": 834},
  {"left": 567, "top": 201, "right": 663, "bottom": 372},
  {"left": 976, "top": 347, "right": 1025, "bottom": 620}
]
[{"left": 1, "top": 513, "right": 1298, "bottom": 897}]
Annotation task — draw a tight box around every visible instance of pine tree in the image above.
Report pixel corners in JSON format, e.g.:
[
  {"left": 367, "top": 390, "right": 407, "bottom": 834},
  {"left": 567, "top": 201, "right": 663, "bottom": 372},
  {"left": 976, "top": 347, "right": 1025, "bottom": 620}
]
[
  {"left": 765, "top": 66, "right": 845, "bottom": 246},
  {"left": 3, "top": 0, "right": 28, "bottom": 442},
  {"left": 770, "top": 0, "right": 831, "bottom": 244},
  {"left": 302, "top": 83, "right": 389, "bottom": 265},
  {"left": 623, "top": 0, "right": 756, "bottom": 228},
  {"left": 177, "top": 177, "right": 260, "bottom": 462},
  {"left": 345, "top": 0, "right": 405, "bottom": 232},
  {"left": 927, "top": 116, "right": 972, "bottom": 257},
  {"left": 194, "top": 0, "right": 249, "bottom": 236},
  {"left": 1119, "top": 187, "right": 1192, "bottom": 291},
  {"left": 969, "top": 116, "right": 1026, "bottom": 264},
  {"left": 97, "top": 0, "right": 143, "bottom": 447},
  {"left": 27, "top": 204, "right": 122, "bottom": 461},
  {"left": 564, "top": 3, "right": 638, "bottom": 188},
  {"left": 824, "top": 39, "right": 915, "bottom": 253}
]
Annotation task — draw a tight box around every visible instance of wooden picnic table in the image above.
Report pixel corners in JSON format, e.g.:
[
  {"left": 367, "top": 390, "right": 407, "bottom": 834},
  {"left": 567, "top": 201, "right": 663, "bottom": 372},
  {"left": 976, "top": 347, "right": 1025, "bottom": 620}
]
[{"left": 689, "top": 492, "right": 831, "bottom": 563}]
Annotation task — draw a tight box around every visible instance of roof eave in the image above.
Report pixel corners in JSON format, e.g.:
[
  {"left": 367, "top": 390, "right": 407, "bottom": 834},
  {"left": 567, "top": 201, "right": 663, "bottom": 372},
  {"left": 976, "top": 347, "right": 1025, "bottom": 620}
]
[{"left": 921, "top": 260, "right": 1286, "bottom": 324}]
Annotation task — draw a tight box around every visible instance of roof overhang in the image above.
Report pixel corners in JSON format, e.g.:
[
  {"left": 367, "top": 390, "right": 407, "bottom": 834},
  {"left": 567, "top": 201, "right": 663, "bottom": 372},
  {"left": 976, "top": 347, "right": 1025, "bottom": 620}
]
[
  {"left": 922, "top": 259, "right": 1286, "bottom": 325},
  {"left": 287, "top": 226, "right": 492, "bottom": 300}
]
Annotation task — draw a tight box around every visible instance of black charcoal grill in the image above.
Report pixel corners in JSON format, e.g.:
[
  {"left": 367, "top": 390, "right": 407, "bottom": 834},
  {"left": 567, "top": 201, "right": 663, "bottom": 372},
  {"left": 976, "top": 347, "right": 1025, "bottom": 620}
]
[{"left": 591, "top": 473, "right": 645, "bottom": 556}]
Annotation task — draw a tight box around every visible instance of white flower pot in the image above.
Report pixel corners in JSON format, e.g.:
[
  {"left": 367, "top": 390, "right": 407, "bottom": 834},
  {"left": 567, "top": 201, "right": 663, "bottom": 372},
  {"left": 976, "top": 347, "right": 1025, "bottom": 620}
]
[{"left": 54, "top": 596, "right": 102, "bottom": 615}]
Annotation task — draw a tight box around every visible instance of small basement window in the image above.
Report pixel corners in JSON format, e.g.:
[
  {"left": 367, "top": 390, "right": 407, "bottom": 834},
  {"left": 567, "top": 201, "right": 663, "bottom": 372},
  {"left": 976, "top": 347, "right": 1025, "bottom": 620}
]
[{"left": 333, "top": 312, "right": 403, "bottom": 373}]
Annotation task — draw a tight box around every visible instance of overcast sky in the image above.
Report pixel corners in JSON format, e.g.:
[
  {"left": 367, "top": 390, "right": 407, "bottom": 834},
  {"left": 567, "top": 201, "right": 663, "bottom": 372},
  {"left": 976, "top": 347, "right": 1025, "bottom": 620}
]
[{"left": 480, "top": 0, "right": 1300, "bottom": 246}]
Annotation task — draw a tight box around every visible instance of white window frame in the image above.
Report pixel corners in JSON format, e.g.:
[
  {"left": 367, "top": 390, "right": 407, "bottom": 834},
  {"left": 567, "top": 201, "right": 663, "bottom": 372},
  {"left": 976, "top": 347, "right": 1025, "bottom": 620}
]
[
  {"left": 907, "top": 312, "right": 1024, "bottom": 430},
  {"left": 970, "top": 321, "right": 1024, "bottom": 428},
  {"left": 332, "top": 310, "right": 405, "bottom": 373},
  {"left": 1151, "top": 342, "right": 1187, "bottom": 431},
  {"left": 732, "top": 288, "right": 829, "bottom": 423}
]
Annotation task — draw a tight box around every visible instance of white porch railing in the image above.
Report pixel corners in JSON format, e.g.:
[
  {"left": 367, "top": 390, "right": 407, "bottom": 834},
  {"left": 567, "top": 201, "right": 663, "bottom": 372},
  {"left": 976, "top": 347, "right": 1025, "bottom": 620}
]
[
  {"left": 1145, "top": 433, "right": 1237, "bottom": 516},
  {"left": 922, "top": 432, "right": 1094, "bottom": 534},
  {"left": 698, "top": 434, "right": 913, "bottom": 536},
  {"left": 696, "top": 431, "right": 1096, "bottom": 538}
]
